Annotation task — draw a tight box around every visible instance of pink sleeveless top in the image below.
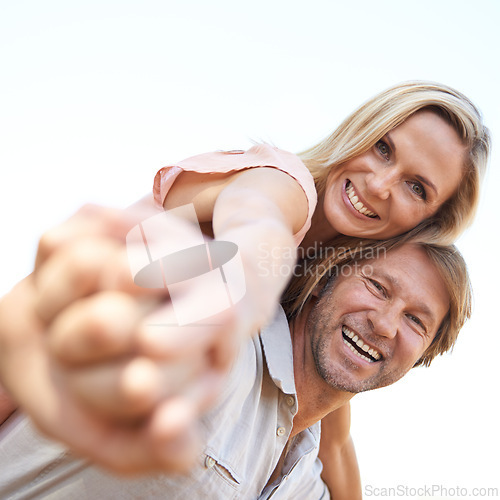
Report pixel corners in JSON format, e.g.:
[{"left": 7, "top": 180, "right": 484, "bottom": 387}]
[{"left": 153, "top": 144, "right": 317, "bottom": 245}]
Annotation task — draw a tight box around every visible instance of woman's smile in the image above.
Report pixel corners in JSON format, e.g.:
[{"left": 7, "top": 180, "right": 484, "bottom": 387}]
[{"left": 343, "top": 180, "right": 378, "bottom": 219}]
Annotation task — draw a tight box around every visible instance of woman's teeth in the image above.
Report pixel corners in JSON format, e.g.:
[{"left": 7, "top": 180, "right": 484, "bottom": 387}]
[{"left": 346, "top": 181, "right": 378, "bottom": 218}]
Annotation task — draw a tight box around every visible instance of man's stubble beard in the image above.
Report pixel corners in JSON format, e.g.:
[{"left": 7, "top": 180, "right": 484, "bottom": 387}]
[
  {"left": 312, "top": 335, "right": 398, "bottom": 394},
  {"left": 310, "top": 312, "right": 408, "bottom": 394}
]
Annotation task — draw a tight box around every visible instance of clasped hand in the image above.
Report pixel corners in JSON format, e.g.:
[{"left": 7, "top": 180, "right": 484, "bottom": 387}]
[{"left": 0, "top": 204, "right": 249, "bottom": 474}]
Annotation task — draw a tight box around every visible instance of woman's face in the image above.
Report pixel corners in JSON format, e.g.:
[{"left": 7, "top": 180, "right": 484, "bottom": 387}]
[{"left": 323, "top": 110, "right": 466, "bottom": 239}]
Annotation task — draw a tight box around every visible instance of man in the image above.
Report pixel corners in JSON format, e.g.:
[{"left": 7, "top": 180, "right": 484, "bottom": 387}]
[{"left": 0, "top": 208, "right": 470, "bottom": 499}]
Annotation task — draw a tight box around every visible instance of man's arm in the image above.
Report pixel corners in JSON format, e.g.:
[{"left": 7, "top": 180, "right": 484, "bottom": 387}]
[
  {"left": 319, "top": 404, "right": 362, "bottom": 500},
  {"left": 0, "top": 384, "right": 16, "bottom": 425}
]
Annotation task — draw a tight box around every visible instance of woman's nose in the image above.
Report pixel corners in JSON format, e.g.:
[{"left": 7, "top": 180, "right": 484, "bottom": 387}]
[{"left": 365, "top": 168, "right": 399, "bottom": 200}]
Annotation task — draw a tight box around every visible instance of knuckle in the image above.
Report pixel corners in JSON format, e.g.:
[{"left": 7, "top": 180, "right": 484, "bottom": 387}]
[
  {"left": 51, "top": 293, "right": 135, "bottom": 362},
  {"left": 63, "top": 240, "right": 115, "bottom": 290},
  {"left": 75, "top": 203, "right": 101, "bottom": 218},
  {"left": 82, "top": 298, "right": 122, "bottom": 344},
  {"left": 37, "top": 230, "right": 60, "bottom": 260}
]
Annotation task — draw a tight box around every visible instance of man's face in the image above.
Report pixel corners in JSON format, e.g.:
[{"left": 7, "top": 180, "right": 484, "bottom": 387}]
[{"left": 309, "top": 244, "right": 450, "bottom": 393}]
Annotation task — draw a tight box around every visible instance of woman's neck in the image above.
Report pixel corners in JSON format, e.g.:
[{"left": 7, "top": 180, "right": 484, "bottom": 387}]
[{"left": 299, "top": 194, "right": 339, "bottom": 251}]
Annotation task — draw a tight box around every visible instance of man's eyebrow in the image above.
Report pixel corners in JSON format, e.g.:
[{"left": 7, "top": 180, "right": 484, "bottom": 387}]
[
  {"left": 376, "top": 270, "right": 437, "bottom": 325},
  {"left": 375, "top": 270, "right": 399, "bottom": 290}
]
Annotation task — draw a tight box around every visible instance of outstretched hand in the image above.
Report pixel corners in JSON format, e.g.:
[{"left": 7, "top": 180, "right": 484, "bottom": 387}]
[{"left": 0, "top": 202, "right": 248, "bottom": 474}]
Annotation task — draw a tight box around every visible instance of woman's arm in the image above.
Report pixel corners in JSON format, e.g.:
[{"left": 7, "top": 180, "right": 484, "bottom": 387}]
[
  {"left": 164, "top": 166, "right": 309, "bottom": 330},
  {"left": 319, "top": 404, "right": 362, "bottom": 500}
]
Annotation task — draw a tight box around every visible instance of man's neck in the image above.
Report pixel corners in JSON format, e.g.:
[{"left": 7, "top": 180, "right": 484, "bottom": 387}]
[{"left": 289, "top": 301, "right": 353, "bottom": 437}]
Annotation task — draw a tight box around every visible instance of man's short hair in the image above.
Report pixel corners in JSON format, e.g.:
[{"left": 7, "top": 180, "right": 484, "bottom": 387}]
[{"left": 282, "top": 227, "right": 472, "bottom": 367}]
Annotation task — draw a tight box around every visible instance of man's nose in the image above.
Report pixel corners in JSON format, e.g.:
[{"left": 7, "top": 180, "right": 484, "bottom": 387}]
[
  {"left": 365, "top": 167, "right": 399, "bottom": 200},
  {"left": 367, "top": 304, "right": 399, "bottom": 339}
]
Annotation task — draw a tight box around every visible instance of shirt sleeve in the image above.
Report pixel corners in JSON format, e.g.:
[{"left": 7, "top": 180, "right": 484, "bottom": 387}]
[{"left": 152, "top": 144, "right": 317, "bottom": 245}]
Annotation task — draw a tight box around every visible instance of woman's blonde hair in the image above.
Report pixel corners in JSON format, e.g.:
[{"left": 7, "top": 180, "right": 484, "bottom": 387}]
[
  {"left": 282, "top": 227, "right": 472, "bottom": 367},
  {"left": 299, "top": 81, "right": 491, "bottom": 244}
]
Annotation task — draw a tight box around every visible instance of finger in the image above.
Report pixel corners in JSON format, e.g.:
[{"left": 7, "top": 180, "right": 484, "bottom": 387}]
[
  {"left": 36, "top": 397, "right": 200, "bottom": 476},
  {"left": 34, "top": 203, "right": 160, "bottom": 269},
  {"left": 48, "top": 291, "right": 154, "bottom": 365},
  {"left": 68, "top": 357, "right": 163, "bottom": 421},
  {"left": 181, "top": 367, "right": 227, "bottom": 415},
  {"left": 136, "top": 304, "right": 238, "bottom": 367},
  {"left": 80, "top": 397, "right": 201, "bottom": 475},
  {"left": 147, "top": 397, "right": 201, "bottom": 473},
  {"left": 35, "top": 238, "right": 163, "bottom": 323},
  {"left": 11, "top": 329, "right": 199, "bottom": 476},
  {"left": 35, "top": 238, "right": 119, "bottom": 323},
  {"left": 63, "top": 354, "right": 208, "bottom": 422}
]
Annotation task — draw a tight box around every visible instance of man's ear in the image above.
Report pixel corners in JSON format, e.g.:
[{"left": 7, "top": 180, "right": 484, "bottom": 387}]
[{"left": 311, "top": 274, "right": 336, "bottom": 299}]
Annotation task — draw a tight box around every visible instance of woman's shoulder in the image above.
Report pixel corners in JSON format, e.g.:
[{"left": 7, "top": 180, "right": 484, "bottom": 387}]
[
  {"left": 153, "top": 144, "right": 316, "bottom": 213},
  {"left": 175, "top": 143, "right": 308, "bottom": 175}
]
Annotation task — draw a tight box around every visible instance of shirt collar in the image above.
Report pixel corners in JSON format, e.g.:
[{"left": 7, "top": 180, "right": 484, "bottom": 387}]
[{"left": 259, "top": 306, "right": 296, "bottom": 396}]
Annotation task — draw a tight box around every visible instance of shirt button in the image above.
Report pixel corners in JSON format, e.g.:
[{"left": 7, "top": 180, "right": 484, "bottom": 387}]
[
  {"left": 276, "top": 426, "right": 286, "bottom": 437},
  {"left": 205, "top": 456, "right": 216, "bottom": 469},
  {"left": 285, "top": 396, "right": 295, "bottom": 407}
]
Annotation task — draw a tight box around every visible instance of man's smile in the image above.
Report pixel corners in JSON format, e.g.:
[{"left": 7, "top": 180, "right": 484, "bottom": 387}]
[{"left": 342, "top": 325, "right": 382, "bottom": 363}]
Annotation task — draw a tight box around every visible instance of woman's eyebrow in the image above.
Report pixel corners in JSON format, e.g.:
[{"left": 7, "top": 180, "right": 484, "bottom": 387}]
[
  {"left": 385, "top": 133, "right": 396, "bottom": 153},
  {"left": 415, "top": 175, "right": 438, "bottom": 196},
  {"left": 385, "top": 132, "right": 438, "bottom": 197}
]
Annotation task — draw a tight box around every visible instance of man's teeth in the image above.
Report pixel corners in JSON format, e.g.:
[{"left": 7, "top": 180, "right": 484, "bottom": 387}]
[
  {"left": 342, "top": 326, "right": 381, "bottom": 362},
  {"left": 346, "top": 182, "right": 377, "bottom": 218}
]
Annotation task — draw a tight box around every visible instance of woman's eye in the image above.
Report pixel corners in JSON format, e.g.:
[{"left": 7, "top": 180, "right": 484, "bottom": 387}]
[
  {"left": 408, "top": 181, "right": 427, "bottom": 200},
  {"left": 376, "top": 140, "right": 391, "bottom": 160}
]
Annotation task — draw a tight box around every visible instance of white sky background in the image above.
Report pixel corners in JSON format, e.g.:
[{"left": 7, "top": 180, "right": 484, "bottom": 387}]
[{"left": 1, "top": 0, "right": 499, "bottom": 497}]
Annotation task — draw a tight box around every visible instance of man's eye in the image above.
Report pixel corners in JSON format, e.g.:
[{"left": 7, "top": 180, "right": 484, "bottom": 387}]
[
  {"left": 369, "top": 279, "right": 386, "bottom": 296},
  {"left": 375, "top": 140, "right": 391, "bottom": 160},
  {"left": 407, "top": 314, "right": 424, "bottom": 329},
  {"left": 408, "top": 181, "right": 427, "bottom": 200}
]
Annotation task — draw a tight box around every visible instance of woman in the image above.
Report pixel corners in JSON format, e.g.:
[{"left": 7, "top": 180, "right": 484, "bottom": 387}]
[{"left": 0, "top": 81, "right": 490, "bottom": 498}]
